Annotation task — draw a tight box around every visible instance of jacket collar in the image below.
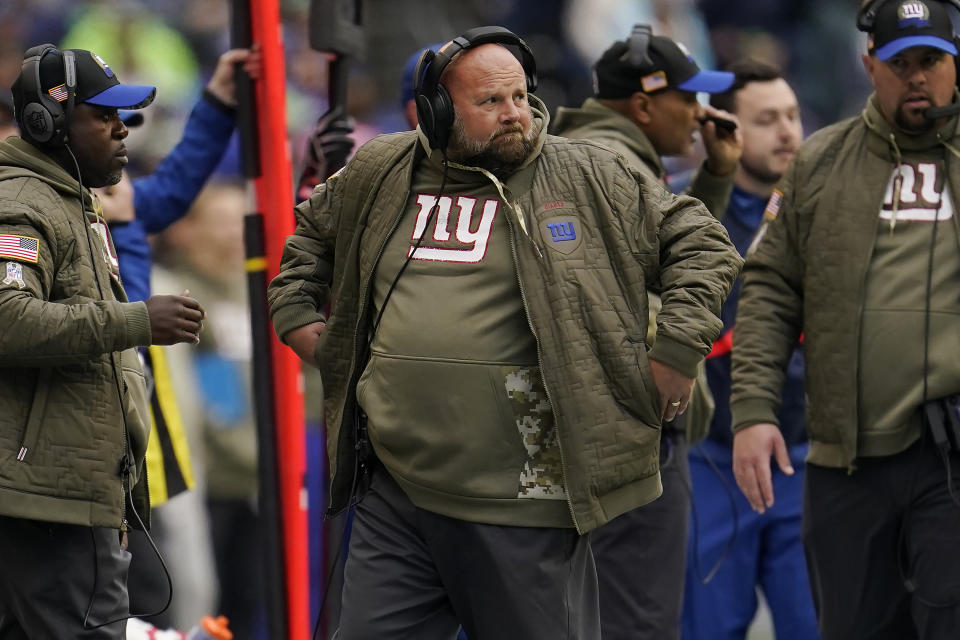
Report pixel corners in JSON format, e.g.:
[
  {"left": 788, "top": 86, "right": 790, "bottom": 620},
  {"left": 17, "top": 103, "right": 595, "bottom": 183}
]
[
  {"left": 553, "top": 98, "right": 665, "bottom": 178},
  {"left": 0, "top": 137, "right": 93, "bottom": 206}
]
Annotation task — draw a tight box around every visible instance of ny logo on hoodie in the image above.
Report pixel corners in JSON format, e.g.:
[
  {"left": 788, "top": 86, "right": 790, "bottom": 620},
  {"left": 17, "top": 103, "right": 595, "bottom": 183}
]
[{"left": 407, "top": 194, "right": 499, "bottom": 263}]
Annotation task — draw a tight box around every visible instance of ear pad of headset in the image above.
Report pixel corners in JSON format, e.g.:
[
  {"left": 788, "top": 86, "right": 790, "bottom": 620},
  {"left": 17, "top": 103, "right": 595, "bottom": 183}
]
[
  {"left": 432, "top": 85, "right": 454, "bottom": 148},
  {"left": 21, "top": 102, "right": 56, "bottom": 144},
  {"left": 416, "top": 94, "right": 437, "bottom": 145}
]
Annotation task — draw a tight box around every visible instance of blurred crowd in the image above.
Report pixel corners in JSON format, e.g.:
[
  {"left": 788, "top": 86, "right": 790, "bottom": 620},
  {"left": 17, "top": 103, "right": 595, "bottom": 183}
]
[{"left": 3, "top": 0, "right": 873, "bottom": 180}]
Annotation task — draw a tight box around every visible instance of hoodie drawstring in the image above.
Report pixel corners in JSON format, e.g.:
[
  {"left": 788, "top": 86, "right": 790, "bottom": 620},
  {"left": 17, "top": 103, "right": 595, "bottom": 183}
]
[{"left": 888, "top": 133, "right": 903, "bottom": 235}]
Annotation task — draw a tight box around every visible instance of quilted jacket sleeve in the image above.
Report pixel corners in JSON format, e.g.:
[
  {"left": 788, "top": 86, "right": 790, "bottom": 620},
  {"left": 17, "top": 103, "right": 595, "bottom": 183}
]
[
  {"left": 0, "top": 196, "right": 151, "bottom": 367},
  {"left": 687, "top": 160, "right": 735, "bottom": 221},
  {"left": 631, "top": 170, "right": 743, "bottom": 378},
  {"left": 268, "top": 171, "right": 343, "bottom": 342},
  {"left": 729, "top": 159, "right": 806, "bottom": 433}
]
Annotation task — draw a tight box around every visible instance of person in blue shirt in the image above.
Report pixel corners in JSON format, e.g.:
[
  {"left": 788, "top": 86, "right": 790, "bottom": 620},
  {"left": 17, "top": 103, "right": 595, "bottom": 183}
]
[
  {"left": 681, "top": 59, "right": 819, "bottom": 640},
  {"left": 99, "top": 47, "right": 259, "bottom": 303}
]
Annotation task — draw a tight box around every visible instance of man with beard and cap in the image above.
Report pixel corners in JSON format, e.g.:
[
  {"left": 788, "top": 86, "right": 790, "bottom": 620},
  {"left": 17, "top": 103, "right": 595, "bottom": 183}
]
[
  {"left": 551, "top": 26, "right": 742, "bottom": 640},
  {"left": 681, "top": 59, "right": 818, "bottom": 640},
  {"left": 732, "top": 1, "right": 960, "bottom": 638},
  {"left": 269, "top": 26, "right": 741, "bottom": 639},
  {"left": 0, "top": 45, "right": 205, "bottom": 639}
]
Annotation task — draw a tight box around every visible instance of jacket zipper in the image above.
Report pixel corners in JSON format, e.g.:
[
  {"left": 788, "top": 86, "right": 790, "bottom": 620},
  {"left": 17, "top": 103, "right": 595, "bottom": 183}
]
[{"left": 16, "top": 369, "right": 53, "bottom": 461}]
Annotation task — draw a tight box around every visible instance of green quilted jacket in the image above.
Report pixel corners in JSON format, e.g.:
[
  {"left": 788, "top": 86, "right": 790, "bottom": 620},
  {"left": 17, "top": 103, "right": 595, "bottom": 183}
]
[
  {"left": 0, "top": 137, "right": 152, "bottom": 529},
  {"left": 270, "top": 99, "right": 741, "bottom": 533}
]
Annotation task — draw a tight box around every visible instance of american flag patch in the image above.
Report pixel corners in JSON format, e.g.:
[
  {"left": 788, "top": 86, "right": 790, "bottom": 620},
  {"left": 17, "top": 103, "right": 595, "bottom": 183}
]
[
  {"left": 0, "top": 235, "right": 40, "bottom": 262},
  {"left": 48, "top": 84, "right": 68, "bottom": 102},
  {"left": 641, "top": 71, "right": 668, "bottom": 93},
  {"left": 764, "top": 189, "right": 783, "bottom": 220}
]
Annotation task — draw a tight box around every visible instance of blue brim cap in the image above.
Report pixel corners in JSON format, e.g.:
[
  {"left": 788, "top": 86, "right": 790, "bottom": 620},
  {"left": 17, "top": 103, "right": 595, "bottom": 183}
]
[
  {"left": 875, "top": 35, "right": 958, "bottom": 61},
  {"left": 676, "top": 69, "right": 735, "bottom": 94},
  {"left": 85, "top": 83, "right": 156, "bottom": 109}
]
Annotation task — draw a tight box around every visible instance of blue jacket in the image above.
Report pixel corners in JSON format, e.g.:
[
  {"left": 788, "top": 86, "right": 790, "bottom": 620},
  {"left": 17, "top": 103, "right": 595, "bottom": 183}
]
[
  {"left": 705, "top": 185, "right": 807, "bottom": 455},
  {"left": 110, "top": 92, "right": 237, "bottom": 302}
]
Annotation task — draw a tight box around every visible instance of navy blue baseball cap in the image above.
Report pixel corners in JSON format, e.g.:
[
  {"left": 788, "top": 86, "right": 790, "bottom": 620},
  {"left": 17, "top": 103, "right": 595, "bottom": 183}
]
[
  {"left": 868, "top": 0, "right": 957, "bottom": 60},
  {"left": 400, "top": 43, "right": 444, "bottom": 107},
  {"left": 595, "top": 35, "right": 734, "bottom": 98}
]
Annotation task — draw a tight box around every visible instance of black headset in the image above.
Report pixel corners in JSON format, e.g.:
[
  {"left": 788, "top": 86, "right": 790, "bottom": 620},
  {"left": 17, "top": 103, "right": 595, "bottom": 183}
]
[
  {"left": 413, "top": 26, "right": 538, "bottom": 151},
  {"left": 17, "top": 44, "right": 76, "bottom": 147},
  {"left": 626, "top": 24, "right": 654, "bottom": 68}
]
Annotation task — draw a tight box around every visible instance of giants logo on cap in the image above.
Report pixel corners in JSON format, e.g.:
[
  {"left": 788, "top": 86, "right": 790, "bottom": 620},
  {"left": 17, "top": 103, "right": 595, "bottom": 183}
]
[{"left": 898, "top": 1, "right": 930, "bottom": 27}]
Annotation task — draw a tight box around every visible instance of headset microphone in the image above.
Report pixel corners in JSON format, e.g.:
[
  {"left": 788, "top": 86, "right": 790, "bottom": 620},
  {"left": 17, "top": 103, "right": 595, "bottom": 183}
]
[{"left": 924, "top": 103, "right": 960, "bottom": 119}]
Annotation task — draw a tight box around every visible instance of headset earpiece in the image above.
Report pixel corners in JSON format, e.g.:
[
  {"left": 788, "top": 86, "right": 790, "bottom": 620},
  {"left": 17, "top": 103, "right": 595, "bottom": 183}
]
[
  {"left": 414, "top": 26, "right": 538, "bottom": 151},
  {"left": 627, "top": 24, "right": 654, "bottom": 68},
  {"left": 857, "top": 0, "right": 884, "bottom": 32},
  {"left": 17, "top": 44, "right": 74, "bottom": 148}
]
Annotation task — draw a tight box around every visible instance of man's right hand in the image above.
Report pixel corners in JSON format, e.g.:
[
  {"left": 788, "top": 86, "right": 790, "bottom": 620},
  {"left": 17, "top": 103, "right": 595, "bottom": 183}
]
[
  {"left": 145, "top": 291, "right": 205, "bottom": 345},
  {"left": 732, "top": 422, "right": 794, "bottom": 513},
  {"left": 285, "top": 321, "right": 325, "bottom": 367}
]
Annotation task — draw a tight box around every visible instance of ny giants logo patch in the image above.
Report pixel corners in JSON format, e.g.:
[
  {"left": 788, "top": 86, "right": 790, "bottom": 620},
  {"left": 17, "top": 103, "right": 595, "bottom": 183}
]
[{"left": 538, "top": 216, "right": 582, "bottom": 254}]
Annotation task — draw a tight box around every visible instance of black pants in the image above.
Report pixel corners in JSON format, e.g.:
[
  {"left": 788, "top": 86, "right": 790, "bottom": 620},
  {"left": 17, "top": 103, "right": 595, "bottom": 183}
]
[
  {"left": 208, "top": 497, "right": 265, "bottom": 640},
  {"left": 0, "top": 516, "right": 130, "bottom": 639},
  {"left": 804, "top": 436, "right": 960, "bottom": 640},
  {"left": 590, "top": 427, "right": 690, "bottom": 640},
  {"left": 334, "top": 467, "right": 600, "bottom": 640}
]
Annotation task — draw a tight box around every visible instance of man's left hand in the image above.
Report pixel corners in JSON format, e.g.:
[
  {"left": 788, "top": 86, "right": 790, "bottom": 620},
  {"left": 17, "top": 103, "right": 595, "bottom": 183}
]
[
  {"left": 649, "top": 359, "right": 695, "bottom": 422},
  {"left": 700, "top": 105, "right": 743, "bottom": 177}
]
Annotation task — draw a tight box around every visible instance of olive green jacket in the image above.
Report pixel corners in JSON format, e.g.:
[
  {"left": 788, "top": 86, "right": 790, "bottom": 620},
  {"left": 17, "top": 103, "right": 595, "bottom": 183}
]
[
  {"left": 0, "top": 137, "right": 152, "bottom": 529},
  {"left": 731, "top": 96, "right": 960, "bottom": 469},
  {"left": 270, "top": 99, "right": 741, "bottom": 533},
  {"left": 552, "top": 97, "right": 734, "bottom": 440}
]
